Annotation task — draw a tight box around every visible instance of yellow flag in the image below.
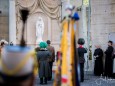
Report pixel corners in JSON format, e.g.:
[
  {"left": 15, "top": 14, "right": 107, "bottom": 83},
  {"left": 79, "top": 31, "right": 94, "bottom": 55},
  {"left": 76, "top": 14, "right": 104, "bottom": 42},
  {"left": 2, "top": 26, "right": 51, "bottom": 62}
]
[{"left": 61, "top": 20, "right": 69, "bottom": 86}]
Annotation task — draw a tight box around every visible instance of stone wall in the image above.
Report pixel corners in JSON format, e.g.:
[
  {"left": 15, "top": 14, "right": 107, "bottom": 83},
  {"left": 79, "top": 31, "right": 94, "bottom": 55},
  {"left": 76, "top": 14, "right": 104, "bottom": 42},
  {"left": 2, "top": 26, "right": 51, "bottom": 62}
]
[
  {"left": 15, "top": 0, "right": 61, "bottom": 53},
  {"left": 0, "top": 0, "right": 9, "bottom": 41},
  {"left": 91, "top": 0, "right": 115, "bottom": 51}
]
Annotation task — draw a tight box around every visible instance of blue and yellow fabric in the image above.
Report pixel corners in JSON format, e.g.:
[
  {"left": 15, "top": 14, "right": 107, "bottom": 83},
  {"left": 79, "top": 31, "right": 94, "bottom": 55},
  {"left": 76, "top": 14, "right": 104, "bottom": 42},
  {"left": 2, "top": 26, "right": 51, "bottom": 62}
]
[{"left": 0, "top": 45, "right": 38, "bottom": 77}]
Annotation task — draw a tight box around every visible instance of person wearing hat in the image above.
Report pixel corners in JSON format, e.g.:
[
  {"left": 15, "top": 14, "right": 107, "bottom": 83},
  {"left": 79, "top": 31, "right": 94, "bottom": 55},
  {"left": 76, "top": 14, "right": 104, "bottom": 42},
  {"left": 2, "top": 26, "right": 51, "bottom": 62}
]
[
  {"left": 77, "top": 38, "right": 87, "bottom": 82},
  {"left": 37, "top": 42, "right": 51, "bottom": 84},
  {"left": 0, "top": 45, "right": 36, "bottom": 86}
]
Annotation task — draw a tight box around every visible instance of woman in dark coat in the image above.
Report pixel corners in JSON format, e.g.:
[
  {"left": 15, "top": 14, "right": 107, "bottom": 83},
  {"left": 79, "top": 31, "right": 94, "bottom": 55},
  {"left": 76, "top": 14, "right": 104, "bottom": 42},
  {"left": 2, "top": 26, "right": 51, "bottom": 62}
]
[
  {"left": 94, "top": 45, "right": 103, "bottom": 76},
  {"left": 104, "top": 41, "right": 114, "bottom": 77},
  {"left": 37, "top": 42, "right": 51, "bottom": 84}
]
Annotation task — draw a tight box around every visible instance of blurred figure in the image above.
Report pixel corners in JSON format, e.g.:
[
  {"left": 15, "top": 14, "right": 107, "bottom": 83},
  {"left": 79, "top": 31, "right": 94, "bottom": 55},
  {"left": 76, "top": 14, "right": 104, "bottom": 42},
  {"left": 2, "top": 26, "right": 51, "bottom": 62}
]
[
  {"left": 0, "top": 42, "right": 5, "bottom": 54},
  {"left": 0, "top": 46, "right": 35, "bottom": 86},
  {"left": 46, "top": 40, "right": 55, "bottom": 80},
  {"left": 34, "top": 47, "right": 40, "bottom": 76},
  {"left": 104, "top": 41, "right": 114, "bottom": 77},
  {"left": 0, "top": 42, "right": 5, "bottom": 59},
  {"left": 0, "top": 40, "right": 8, "bottom": 58},
  {"left": 77, "top": 38, "right": 87, "bottom": 82},
  {"left": 35, "top": 47, "right": 40, "bottom": 52},
  {"left": 94, "top": 45, "right": 103, "bottom": 76},
  {"left": 113, "top": 52, "right": 115, "bottom": 76},
  {"left": 37, "top": 42, "right": 51, "bottom": 84},
  {"left": 56, "top": 50, "right": 61, "bottom": 61},
  {"left": 9, "top": 42, "right": 13, "bottom": 46},
  {"left": 0, "top": 40, "right": 8, "bottom": 45},
  {"left": 0, "top": 40, "right": 7, "bottom": 49},
  {"left": 0, "top": 42, "right": 5, "bottom": 47}
]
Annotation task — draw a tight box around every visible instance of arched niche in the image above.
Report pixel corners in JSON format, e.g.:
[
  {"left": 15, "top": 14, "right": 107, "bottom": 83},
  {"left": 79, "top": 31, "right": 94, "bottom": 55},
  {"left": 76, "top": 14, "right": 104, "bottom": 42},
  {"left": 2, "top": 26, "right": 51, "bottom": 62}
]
[{"left": 26, "top": 12, "right": 49, "bottom": 46}]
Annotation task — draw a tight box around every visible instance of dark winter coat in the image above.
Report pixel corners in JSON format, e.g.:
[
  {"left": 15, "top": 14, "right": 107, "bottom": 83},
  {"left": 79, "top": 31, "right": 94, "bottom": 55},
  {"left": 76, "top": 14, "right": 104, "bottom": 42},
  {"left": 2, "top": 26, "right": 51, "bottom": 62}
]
[{"left": 37, "top": 49, "right": 51, "bottom": 78}]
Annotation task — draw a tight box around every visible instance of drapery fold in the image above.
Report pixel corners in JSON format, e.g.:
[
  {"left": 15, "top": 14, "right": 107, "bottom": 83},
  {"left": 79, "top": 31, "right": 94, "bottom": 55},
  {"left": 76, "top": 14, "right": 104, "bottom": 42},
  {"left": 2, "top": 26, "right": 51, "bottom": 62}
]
[
  {"left": 16, "top": 0, "right": 61, "bottom": 19},
  {"left": 15, "top": 0, "right": 61, "bottom": 43}
]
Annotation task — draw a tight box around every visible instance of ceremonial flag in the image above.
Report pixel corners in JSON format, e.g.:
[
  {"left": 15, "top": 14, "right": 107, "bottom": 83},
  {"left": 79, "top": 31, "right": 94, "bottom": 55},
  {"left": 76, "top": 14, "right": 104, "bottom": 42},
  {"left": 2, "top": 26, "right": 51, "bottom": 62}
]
[
  {"left": 53, "top": 11, "right": 80, "bottom": 86},
  {"left": 53, "top": 19, "right": 69, "bottom": 86},
  {"left": 69, "top": 19, "right": 80, "bottom": 86},
  {"left": 61, "top": 20, "right": 69, "bottom": 86}
]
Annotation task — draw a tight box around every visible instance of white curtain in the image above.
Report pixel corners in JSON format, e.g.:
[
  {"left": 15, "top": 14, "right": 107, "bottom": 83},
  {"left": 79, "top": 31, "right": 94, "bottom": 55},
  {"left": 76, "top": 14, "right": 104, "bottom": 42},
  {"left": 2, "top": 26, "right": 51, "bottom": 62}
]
[{"left": 39, "top": 0, "right": 61, "bottom": 19}]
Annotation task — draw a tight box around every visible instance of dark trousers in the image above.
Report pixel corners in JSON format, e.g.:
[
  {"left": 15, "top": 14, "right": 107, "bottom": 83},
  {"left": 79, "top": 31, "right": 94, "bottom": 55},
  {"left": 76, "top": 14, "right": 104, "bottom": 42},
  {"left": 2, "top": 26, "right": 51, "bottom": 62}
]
[
  {"left": 48, "top": 62, "right": 53, "bottom": 80},
  {"left": 80, "top": 63, "right": 84, "bottom": 82},
  {"left": 40, "top": 77, "right": 47, "bottom": 84}
]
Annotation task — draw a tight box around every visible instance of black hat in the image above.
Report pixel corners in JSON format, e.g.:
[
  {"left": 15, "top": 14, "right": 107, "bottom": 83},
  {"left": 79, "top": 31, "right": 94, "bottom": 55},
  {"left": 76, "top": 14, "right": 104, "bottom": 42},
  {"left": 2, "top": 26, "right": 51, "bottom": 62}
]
[
  {"left": 46, "top": 40, "right": 51, "bottom": 44},
  {"left": 78, "top": 38, "right": 85, "bottom": 45},
  {"left": 108, "top": 40, "right": 113, "bottom": 45}
]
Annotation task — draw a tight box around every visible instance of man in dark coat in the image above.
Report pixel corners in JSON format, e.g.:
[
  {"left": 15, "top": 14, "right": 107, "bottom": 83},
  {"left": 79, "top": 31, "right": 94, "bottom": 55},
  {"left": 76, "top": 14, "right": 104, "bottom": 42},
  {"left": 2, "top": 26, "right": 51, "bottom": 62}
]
[
  {"left": 78, "top": 45, "right": 87, "bottom": 82},
  {"left": 94, "top": 45, "right": 103, "bottom": 76},
  {"left": 37, "top": 42, "right": 51, "bottom": 84},
  {"left": 104, "top": 41, "right": 114, "bottom": 77},
  {"left": 46, "top": 40, "right": 55, "bottom": 80}
]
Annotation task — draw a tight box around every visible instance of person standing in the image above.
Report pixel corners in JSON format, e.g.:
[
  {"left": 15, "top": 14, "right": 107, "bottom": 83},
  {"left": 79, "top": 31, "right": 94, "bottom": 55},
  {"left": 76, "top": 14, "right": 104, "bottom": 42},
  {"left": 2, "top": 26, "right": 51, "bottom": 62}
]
[
  {"left": 94, "top": 45, "right": 103, "bottom": 76},
  {"left": 9, "top": 42, "right": 13, "bottom": 46},
  {"left": 37, "top": 42, "right": 51, "bottom": 84},
  {"left": 0, "top": 41, "right": 6, "bottom": 58},
  {"left": 104, "top": 41, "right": 114, "bottom": 77},
  {"left": 46, "top": 40, "right": 55, "bottom": 80},
  {"left": 77, "top": 38, "right": 87, "bottom": 82}
]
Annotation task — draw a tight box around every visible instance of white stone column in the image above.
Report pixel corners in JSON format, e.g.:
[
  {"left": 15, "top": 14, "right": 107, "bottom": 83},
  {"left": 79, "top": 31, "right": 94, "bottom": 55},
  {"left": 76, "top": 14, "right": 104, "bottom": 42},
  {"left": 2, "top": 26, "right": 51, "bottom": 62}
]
[
  {"left": 79, "top": 5, "right": 89, "bottom": 71},
  {"left": 79, "top": 6, "right": 88, "bottom": 43},
  {"left": 48, "top": 17, "right": 51, "bottom": 40},
  {"left": 9, "top": 0, "right": 16, "bottom": 44}
]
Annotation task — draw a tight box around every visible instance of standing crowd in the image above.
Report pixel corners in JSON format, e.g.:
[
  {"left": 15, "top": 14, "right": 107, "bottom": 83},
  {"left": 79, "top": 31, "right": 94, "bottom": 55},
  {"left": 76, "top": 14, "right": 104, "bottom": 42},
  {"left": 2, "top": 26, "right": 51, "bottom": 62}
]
[
  {"left": 0, "top": 39, "right": 55, "bottom": 85},
  {"left": 0, "top": 39, "right": 115, "bottom": 85},
  {"left": 77, "top": 39, "right": 115, "bottom": 82},
  {"left": 94, "top": 40, "right": 115, "bottom": 78}
]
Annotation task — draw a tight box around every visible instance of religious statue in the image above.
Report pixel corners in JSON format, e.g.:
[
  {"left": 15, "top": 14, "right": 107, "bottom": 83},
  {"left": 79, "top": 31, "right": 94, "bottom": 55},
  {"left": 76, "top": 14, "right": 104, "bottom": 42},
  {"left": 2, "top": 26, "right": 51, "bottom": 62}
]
[{"left": 36, "top": 17, "right": 44, "bottom": 44}]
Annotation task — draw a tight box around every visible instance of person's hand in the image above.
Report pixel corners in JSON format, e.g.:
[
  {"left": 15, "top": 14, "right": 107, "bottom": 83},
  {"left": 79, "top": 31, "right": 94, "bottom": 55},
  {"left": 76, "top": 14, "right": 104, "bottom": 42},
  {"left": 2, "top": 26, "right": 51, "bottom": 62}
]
[
  {"left": 96, "top": 55, "right": 99, "bottom": 57},
  {"left": 94, "top": 56, "right": 96, "bottom": 60}
]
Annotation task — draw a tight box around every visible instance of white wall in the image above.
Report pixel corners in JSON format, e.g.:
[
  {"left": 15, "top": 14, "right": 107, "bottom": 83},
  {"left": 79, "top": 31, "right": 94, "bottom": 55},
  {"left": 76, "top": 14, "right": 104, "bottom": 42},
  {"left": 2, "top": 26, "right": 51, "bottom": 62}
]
[
  {"left": 91, "top": 0, "right": 115, "bottom": 51},
  {"left": 91, "top": 0, "right": 115, "bottom": 71}
]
